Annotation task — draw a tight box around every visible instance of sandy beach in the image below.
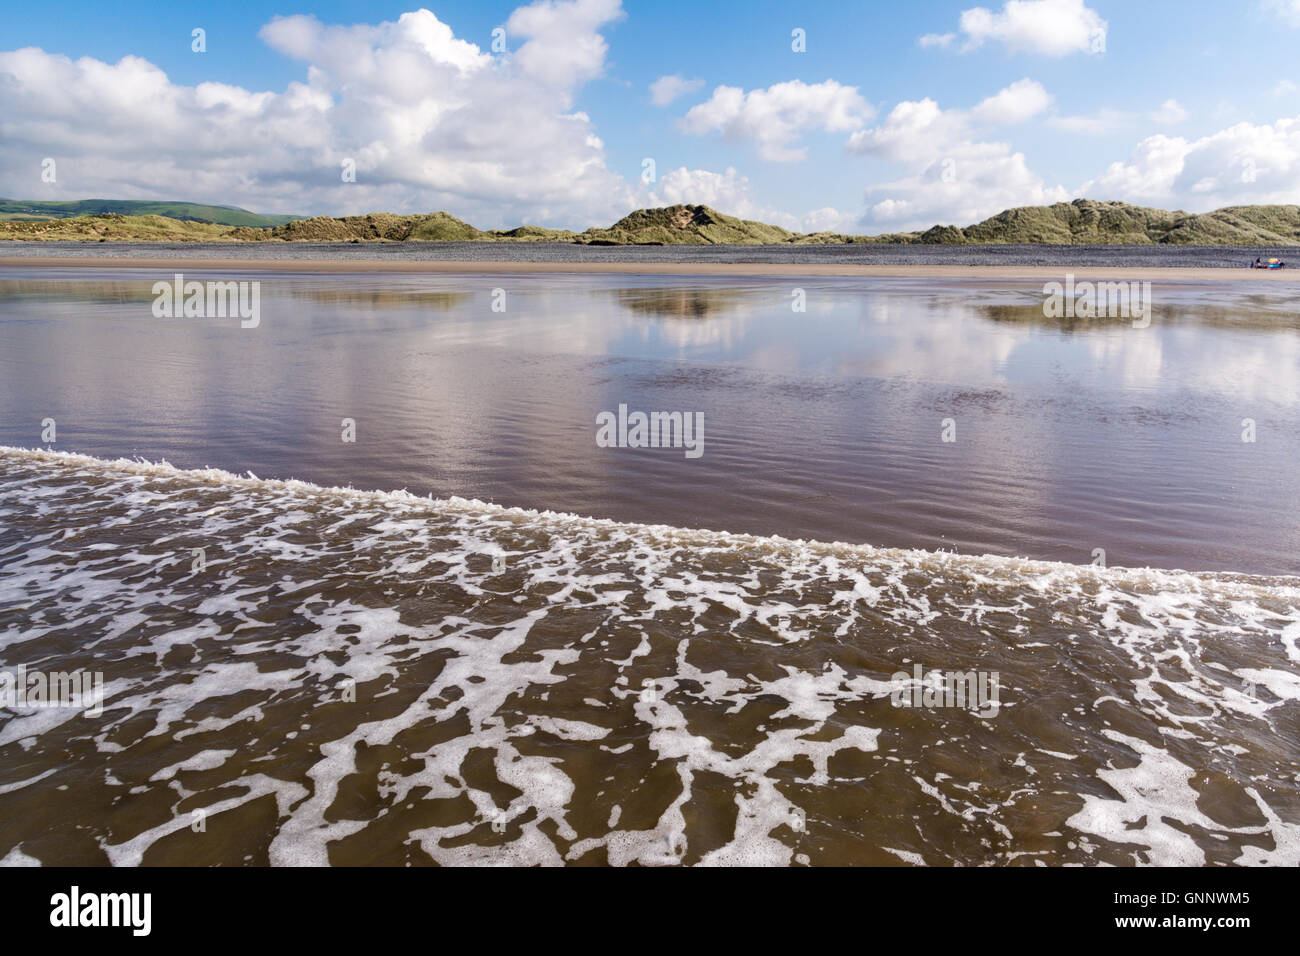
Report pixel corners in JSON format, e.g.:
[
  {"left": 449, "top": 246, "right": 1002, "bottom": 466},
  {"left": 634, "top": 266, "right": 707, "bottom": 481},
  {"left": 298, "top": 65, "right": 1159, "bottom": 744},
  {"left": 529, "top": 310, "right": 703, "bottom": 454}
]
[{"left": 3, "top": 254, "right": 1299, "bottom": 281}]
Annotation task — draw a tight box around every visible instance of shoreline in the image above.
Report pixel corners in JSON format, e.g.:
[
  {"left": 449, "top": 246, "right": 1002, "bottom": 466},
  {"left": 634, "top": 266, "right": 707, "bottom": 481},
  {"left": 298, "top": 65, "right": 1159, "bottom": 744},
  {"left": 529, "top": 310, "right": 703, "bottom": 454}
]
[
  {"left": 6, "top": 444, "right": 1295, "bottom": 584},
  {"left": 2, "top": 255, "right": 1298, "bottom": 281}
]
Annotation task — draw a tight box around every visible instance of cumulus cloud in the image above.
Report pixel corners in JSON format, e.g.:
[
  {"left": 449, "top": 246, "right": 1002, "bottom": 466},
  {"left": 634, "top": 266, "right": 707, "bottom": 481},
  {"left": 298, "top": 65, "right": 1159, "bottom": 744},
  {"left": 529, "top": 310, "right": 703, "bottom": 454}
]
[
  {"left": 847, "top": 78, "right": 1051, "bottom": 161},
  {"left": 0, "top": 2, "right": 638, "bottom": 228},
  {"left": 847, "top": 98, "right": 967, "bottom": 163},
  {"left": 503, "top": 0, "right": 625, "bottom": 92},
  {"left": 680, "top": 79, "right": 872, "bottom": 161},
  {"left": 927, "top": 0, "right": 1108, "bottom": 56},
  {"left": 1081, "top": 117, "right": 1300, "bottom": 209},
  {"left": 649, "top": 74, "right": 703, "bottom": 106},
  {"left": 969, "top": 77, "right": 1054, "bottom": 123},
  {"left": 847, "top": 80, "right": 1066, "bottom": 230}
]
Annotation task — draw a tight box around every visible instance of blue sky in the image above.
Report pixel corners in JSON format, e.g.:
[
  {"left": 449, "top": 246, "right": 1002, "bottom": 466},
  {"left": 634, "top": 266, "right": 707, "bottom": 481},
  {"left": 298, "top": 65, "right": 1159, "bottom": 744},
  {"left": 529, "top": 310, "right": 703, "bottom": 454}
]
[{"left": 3, "top": 0, "right": 1299, "bottom": 230}]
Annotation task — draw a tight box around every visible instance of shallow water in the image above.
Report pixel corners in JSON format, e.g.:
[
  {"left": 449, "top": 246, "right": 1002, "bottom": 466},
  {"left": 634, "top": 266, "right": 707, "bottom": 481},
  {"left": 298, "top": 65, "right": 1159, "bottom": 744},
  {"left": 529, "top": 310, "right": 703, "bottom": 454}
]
[
  {"left": 0, "top": 240, "right": 1291, "bottom": 268},
  {"left": 1, "top": 269, "right": 1298, "bottom": 574},
  {"left": 1, "top": 268, "right": 1298, "bottom": 866}
]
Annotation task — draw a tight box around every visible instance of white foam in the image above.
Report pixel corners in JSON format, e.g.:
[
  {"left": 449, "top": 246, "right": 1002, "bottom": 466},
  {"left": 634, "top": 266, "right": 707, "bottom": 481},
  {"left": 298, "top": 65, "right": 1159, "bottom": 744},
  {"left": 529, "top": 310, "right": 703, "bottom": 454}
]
[
  {"left": 6, "top": 443, "right": 1297, "bottom": 586},
  {"left": 0, "top": 846, "right": 42, "bottom": 867}
]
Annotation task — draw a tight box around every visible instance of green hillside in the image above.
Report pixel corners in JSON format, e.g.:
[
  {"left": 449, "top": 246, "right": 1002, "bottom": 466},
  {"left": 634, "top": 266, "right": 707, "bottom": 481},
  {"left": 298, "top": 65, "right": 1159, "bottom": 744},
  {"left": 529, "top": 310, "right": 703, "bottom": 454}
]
[
  {"left": 0, "top": 198, "right": 302, "bottom": 228},
  {"left": 0, "top": 213, "right": 244, "bottom": 241},
  {"left": 921, "top": 199, "right": 1300, "bottom": 246}
]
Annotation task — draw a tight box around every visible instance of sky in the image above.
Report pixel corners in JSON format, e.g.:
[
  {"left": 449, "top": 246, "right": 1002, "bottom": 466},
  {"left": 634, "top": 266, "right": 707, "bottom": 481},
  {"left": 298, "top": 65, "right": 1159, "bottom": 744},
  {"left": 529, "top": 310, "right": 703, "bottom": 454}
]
[{"left": 2, "top": 0, "right": 1300, "bottom": 232}]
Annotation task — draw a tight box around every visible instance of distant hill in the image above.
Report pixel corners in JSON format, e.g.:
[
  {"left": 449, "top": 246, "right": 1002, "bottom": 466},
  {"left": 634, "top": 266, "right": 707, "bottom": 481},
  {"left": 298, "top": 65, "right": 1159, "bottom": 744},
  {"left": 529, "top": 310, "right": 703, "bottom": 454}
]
[
  {"left": 3, "top": 198, "right": 1299, "bottom": 245},
  {"left": 930, "top": 199, "right": 1300, "bottom": 246},
  {"left": 0, "top": 199, "right": 302, "bottom": 228},
  {"left": 578, "top": 205, "right": 797, "bottom": 244},
  {"left": 0, "top": 213, "right": 246, "bottom": 242}
]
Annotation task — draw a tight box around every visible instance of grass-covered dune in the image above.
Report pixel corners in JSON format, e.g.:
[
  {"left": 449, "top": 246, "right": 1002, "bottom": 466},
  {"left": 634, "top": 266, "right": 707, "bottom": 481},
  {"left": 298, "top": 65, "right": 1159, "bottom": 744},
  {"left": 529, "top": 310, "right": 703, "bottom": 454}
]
[
  {"left": 953, "top": 200, "right": 1300, "bottom": 245},
  {"left": 0, "top": 213, "right": 242, "bottom": 241},
  {"left": 226, "top": 211, "right": 578, "bottom": 242},
  {"left": 579, "top": 205, "right": 797, "bottom": 244},
  {"left": 3, "top": 199, "right": 1299, "bottom": 246}
]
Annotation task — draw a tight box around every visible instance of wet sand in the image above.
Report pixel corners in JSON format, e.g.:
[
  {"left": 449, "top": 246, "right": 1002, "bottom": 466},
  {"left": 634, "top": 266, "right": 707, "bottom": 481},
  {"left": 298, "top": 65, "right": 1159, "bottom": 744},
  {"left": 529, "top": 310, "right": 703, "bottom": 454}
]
[
  {"left": 2, "top": 446, "right": 1297, "bottom": 866},
  {"left": 3, "top": 254, "right": 1299, "bottom": 281}
]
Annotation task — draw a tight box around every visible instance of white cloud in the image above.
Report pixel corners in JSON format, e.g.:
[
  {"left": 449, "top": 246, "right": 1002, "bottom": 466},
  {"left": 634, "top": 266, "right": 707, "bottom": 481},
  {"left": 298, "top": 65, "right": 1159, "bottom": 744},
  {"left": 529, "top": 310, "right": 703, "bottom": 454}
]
[
  {"left": 847, "top": 79, "right": 1050, "bottom": 161},
  {"left": 0, "top": 2, "right": 639, "bottom": 228},
  {"left": 1079, "top": 135, "right": 1191, "bottom": 202},
  {"left": 504, "top": 0, "right": 625, "bottom": 93},
  {"left": 649, "top": 74, "right": 703, "bottom": 106},
  {"left": 969, "top": 77, "right": 1054, "bottom": 124},
  {"left": 1081, "top": 117, "right": 1300, "bottom": 209},
  {"left": 930, "top": 0, "right": 1108, "bottom": 56},
  {"left": 1150, "top": 99, "right": 1187, "bottom": 124},
  {"left": 847, "top": 81, "right": 1066, "bottom": 231},
  {"left": 848, "top": 98, "right": 966, "bottom": 163},
  {"left": 1274, "top": 79, "right": 1298, "bottom": 96},
  {"left": 680, "top": 79, "right": 872, "bottom": 161}
]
